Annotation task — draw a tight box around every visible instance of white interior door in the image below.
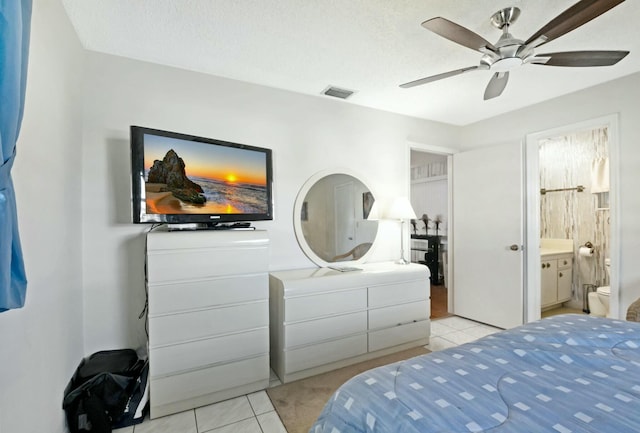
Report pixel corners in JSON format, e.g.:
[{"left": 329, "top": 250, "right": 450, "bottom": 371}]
[
  {"left": 452, "top": 142, "right": 524, "bottom": 329},
  {"left": 335, "top": 182, "right": 356, "bottom": 256}
]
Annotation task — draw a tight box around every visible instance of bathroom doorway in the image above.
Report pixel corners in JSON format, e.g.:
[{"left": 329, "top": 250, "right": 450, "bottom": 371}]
[
  {"left": 525, "top": 115, "right": 619, "bottom": 320},
  {"left": 409, "top": 148, "right": 451, "bottom": 319}
]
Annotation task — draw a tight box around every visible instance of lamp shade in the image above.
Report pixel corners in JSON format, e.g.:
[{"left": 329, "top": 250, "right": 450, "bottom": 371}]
[{"left": 387, "top": 197, "right": 417, "bottom": 220}]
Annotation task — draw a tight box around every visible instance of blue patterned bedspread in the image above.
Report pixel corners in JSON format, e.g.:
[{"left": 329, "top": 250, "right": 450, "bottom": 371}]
[{"left": 310, "top": 315, "right": 640, "bottom": 433}]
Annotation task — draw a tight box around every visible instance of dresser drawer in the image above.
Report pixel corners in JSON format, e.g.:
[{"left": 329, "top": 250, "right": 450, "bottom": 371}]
[
  {"left": 284, "top": 311, "right": 367, "bottom": 348},
  {"left": 368, "top": 280, "right": 427, "bottom": 308},
  {"left": 368, "top": 320, "right": 430, "bottom": 352},
  {"left": 147, "top": 246, "right": 268, "bottom": 283},
  {"left": 149, "top": 274, "right": 267, "bottom": 315},
  {"left": 369, "top": 300, "right": 429, "bottom": 330},
  {"left": 149, "top": 300, "right": 268, "bottom": 347},
  {"left": 285, "top": 334, "right": 367, "bottom": 373},
  {"left": 151, "top": 354, "right": 269, "bottom": 408},
  {"left": 284, "top": 288, "right": 366, "bottom": 322},
  {"left": 150, "top": 327, "right": 268, "bottom": 377}
]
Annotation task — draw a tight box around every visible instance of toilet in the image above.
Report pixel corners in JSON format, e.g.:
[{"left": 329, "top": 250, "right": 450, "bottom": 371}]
[{"left": 588, "top": 258, "right": 611, "bottom": 317}]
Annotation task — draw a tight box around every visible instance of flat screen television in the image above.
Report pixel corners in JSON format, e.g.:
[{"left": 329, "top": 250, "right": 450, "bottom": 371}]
[{"left": 130, "top": 126, "right": 273, "bottom": 226}]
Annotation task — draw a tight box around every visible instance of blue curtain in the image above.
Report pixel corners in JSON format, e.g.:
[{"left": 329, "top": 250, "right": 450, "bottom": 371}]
[{"left": 0, "top": 0, "right": 31, "bottom": 312}]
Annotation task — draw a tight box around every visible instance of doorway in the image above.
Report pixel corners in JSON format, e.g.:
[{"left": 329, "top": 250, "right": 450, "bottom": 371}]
[
  {"left": 410, "top": 142, "right": 527, "bottom": 328},
  {"left": 526, "top": 114, "right": 619, "bottom": 321},
  {"left": 537, "top": 126, "right": 611, "bottom": 318},
  {"left": 409, "top": 149, "right": 451, "bottom": 319}
]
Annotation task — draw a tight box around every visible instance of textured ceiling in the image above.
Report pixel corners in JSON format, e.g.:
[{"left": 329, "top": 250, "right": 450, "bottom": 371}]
[{"left": 61, "top": 0, "right": 639, "bottom": 126}]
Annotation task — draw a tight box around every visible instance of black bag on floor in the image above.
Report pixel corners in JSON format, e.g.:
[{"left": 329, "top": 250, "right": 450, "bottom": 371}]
[{"left": 63, "top": 349, "right": 149, "bottom": 433}]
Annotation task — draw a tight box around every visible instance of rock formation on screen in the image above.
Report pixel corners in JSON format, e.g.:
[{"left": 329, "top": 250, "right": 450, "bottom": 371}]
[{"left": 147, "top": 149, "right": 206, "bottom": 204}]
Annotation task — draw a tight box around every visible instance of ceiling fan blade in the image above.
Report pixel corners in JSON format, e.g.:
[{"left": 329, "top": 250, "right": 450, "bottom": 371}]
[
  {"left": 400, "top": 66, "right": 481, "bottom": 89},
  {"left": 533, "top": 50, "right": 630, "bottom": 67},
  {"left": 525, "top": 0, "right": 625, "bottom": 48},
  {"left": 484, "top": 72, "right": 509, "bottom": 100},
  {"left": 422, "top": 17, "right": 496, "bottom": 53}
]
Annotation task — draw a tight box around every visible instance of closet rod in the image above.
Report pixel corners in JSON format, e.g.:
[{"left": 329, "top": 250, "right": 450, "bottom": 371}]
[{"left": 540, "top": 185, "right": 584, "bottom": 195}]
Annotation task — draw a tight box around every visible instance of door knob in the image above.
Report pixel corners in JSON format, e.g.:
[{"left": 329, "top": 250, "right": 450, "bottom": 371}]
[{"left": 510, "top": 244, "right": 520, "bottom": 251}]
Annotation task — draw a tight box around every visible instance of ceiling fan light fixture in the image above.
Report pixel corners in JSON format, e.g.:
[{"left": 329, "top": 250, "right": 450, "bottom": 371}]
[{"left": 491, "top": 57, "right": 523, "bottom": 72}]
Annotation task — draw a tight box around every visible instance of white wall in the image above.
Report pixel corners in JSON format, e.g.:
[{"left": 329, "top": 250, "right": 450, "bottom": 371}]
[
  {"left": 411, "top": 178, "right": 448, "bottom": 234},
  {"left": 79, "top": 52, "right": 461, "bottom": 353},
  {"left": 0, "top": 1, "right": 85, "bottom": 432},
  {"left": 459, "top": 72, "right": 640, "bottom": 317}
]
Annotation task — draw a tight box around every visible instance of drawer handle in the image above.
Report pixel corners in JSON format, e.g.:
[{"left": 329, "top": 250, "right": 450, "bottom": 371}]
[{"left": 559, "top": 272, "right": 563, "bottom": 278}]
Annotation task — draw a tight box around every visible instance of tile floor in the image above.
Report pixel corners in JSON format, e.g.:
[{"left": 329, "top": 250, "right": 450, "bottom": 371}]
[
  {"left": 115, "top": 316, "right": 501, "bottom": 433},
  {"left": 114, "top": 389, "right": 286, "bottom": 433},
  {"left": 426, "top": 315, "right": 502, "bottom": 352}
]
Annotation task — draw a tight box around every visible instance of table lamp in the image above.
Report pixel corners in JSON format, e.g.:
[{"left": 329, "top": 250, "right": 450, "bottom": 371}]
[{"left": 387, "top": 197, "right": 417, "bottom": 264}]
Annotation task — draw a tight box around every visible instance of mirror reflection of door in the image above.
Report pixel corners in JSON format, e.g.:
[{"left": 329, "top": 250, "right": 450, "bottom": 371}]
[
  {"left": 335, "top": 181, "right": 356, "bottom": 257},
  {"left": 294, "top": 171, "right": 378, "bottom": 267}
]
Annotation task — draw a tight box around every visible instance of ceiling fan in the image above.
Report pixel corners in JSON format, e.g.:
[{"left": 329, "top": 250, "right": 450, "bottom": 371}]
[{"left": 400, "top": 0, "right": 630, "bottom": 100}]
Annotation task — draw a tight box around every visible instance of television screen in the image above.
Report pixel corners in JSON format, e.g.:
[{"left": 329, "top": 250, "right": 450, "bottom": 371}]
[{"left": 130, "top": 126, "right": 273, "bottom": 225}]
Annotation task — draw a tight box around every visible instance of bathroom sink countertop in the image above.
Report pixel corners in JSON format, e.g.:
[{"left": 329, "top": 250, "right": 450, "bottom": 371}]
[
  {"left": 540, "top": 247, "right": 573, "bottom": 257},
  {"left": 540, "top": 238, "right": 574, "bottom": 257}
]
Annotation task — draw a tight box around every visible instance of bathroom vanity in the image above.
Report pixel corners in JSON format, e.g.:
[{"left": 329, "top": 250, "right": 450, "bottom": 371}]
[{"left": 540, "top": 239, "right": 574, "bottom": 310}]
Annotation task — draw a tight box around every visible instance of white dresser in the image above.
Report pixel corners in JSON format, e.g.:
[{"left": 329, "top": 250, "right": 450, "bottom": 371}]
[
  {"left": 269, "top": 262, "right": 430, "bottom": 383},
  {"left": 146, "top": 229, "right": 270, "bottom": 418}
]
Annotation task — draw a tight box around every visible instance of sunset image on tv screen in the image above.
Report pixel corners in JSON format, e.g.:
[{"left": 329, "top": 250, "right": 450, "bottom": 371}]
[{"left": 142, "top": 134, "right": 269, "bottom": 215}]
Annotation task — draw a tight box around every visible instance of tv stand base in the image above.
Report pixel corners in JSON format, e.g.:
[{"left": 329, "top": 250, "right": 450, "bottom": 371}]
[{"left": 166, "top": 222, "right": 254, "bottom": 231}]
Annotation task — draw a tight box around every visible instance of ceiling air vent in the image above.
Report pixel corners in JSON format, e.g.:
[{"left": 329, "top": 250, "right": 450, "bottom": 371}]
[{"left": 322, "top": 86, "right": 355, "bottom": 100}]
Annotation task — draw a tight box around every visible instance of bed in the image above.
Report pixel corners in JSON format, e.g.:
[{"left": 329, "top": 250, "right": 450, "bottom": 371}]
[{"left": 310, "top": 314, "right": 640, "bottom": 433}]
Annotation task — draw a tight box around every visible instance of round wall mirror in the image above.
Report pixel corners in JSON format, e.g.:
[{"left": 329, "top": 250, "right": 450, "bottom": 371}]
[{"left": 293, "top": 169, "right": 378, "bottom": 267}]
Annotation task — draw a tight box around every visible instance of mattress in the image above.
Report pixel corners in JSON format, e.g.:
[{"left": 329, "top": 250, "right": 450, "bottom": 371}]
[{"left": 311, "top": 314, "right": 640, "bottom": 433}]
